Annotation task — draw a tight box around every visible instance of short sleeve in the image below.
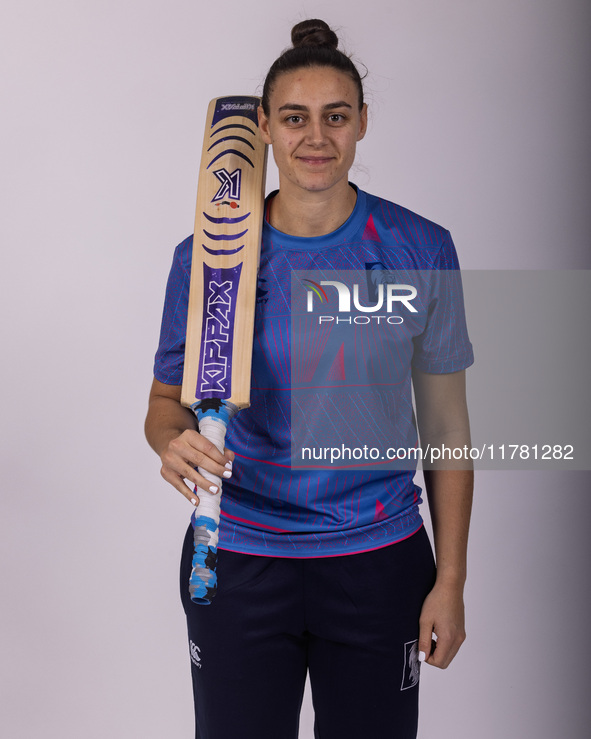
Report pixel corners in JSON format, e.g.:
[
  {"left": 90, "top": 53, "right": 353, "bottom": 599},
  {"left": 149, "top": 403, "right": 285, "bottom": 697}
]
[
  {"left": 153, "top": 235, "right": 193, "bottom": 385},
  {"left": 411, "top": 231, "right": 474, "bottom": 373}
]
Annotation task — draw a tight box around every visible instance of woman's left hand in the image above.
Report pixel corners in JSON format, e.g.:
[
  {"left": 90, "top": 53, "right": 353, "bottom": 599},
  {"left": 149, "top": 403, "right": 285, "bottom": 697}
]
[{"left": 418, "top": 580, "right": 466, "bottom": 669}]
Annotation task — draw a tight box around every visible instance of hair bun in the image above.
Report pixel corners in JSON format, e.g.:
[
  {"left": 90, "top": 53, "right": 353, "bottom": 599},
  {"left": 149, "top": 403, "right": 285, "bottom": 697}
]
[{"left": 291, "top": 19, "right": 338, "bottom": 50}]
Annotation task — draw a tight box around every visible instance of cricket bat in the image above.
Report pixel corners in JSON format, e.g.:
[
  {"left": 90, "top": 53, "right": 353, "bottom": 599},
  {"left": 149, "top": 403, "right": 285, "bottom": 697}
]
[{"left": 181, "top": 96, "right": 267, "bottom": 604}]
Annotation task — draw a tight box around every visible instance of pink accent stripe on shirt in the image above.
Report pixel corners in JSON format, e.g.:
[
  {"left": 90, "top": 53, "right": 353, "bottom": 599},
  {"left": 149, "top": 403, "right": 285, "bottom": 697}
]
[{"left": 221, "top": 511, "right": 291, "bottom": 533}]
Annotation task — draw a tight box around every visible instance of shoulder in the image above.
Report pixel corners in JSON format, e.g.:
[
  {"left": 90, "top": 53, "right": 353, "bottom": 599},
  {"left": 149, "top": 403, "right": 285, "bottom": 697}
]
[
  {"left": 172, "top": 234, "right": 194, "bottom": 275},
  {"left": 359, "top": 189, "right": 450, "bottom": 248}
]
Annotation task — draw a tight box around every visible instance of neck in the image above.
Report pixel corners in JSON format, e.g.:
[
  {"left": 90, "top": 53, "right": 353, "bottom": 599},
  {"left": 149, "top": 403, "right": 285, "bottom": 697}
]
[{"left": 268, "top": 183, "right": 357, "bottom": 237}]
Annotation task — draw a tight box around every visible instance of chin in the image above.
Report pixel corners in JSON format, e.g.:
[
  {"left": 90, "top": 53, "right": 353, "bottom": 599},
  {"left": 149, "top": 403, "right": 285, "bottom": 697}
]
[{"left": 296, "top": 174, "right": 343, "bottom": 192}]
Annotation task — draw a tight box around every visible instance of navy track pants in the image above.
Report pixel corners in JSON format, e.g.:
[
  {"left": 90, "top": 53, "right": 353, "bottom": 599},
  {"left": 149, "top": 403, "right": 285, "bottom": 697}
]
[{"left": 180, "top": 525, "right": 436, "bottom": 739}]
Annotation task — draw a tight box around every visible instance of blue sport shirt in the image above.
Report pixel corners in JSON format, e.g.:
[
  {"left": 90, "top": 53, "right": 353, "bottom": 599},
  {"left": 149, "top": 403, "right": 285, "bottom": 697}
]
[{"left": 154, "top": 187, "right": 474, "bottom": 557}]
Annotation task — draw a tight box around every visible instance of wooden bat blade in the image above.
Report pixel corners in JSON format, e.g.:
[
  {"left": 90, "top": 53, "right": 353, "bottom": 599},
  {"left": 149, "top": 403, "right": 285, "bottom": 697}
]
[{"left": 182, "top": 96, "right": 267, "bottom": 412}]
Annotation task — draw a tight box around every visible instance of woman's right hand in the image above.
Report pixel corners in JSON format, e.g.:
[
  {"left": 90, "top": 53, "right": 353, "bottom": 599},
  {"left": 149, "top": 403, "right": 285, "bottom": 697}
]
[
  {"left": 145, "top": 378, "right": 234, "bottom": 505},
  {"left": 159, "top": 428, "right": 234, "bottom": 505}
]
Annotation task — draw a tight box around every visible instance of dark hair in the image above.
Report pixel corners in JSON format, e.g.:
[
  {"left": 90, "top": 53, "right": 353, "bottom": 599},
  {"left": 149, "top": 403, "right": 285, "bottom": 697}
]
[{"left": 261, "top": 19, "right": 365, "bottom": 114}]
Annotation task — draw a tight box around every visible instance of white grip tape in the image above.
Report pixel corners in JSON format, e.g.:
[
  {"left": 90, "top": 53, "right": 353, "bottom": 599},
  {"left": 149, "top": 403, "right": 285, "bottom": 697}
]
[{"left": 195, "top": 416, "right": 227, "bottom": 549}]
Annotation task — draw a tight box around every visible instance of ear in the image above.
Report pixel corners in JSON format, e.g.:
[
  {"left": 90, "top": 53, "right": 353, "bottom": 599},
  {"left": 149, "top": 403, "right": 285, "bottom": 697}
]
[
  {"left": 357, "top": 103, "right": 368, "bottom": 142},
  {"left": 258, "top": 105, "right": 273, "bottom": 145}
]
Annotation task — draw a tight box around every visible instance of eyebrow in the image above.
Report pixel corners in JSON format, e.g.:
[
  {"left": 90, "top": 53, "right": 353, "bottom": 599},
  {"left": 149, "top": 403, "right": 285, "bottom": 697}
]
[{"left": 277, "top": 101, "right": 353, "bottom": 112}]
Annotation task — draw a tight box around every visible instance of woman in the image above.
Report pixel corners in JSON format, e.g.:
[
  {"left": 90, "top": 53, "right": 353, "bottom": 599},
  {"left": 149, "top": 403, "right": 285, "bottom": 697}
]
[{"left": 146, "top": 18, "right": 473, "bottom": 739}]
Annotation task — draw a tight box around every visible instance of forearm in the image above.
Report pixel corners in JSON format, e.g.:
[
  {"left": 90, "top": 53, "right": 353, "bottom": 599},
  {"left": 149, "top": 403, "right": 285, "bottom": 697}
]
[
  {"left": 416, "top": 469, "right": 472, "bottom": 668},
  {"left": 412, "top": 368, "right": 473, "bottom": 582},
  {"left": 424, "top": 469, "right": 473, "bottom": 586},
  {"left": 145, "top": 393, "right": 197, "bottom": 457}
]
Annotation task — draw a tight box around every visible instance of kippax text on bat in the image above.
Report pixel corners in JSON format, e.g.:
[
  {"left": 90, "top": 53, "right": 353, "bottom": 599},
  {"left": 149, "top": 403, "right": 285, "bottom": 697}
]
[
  {"left": 211, "top": 96, "right": 260, "bottom": 127},
  {"left": 197, "top": 264, "right": 242, "bottom": 397},
  {"left": 220, "top": 102, "right": 257, "bottom": 112}
]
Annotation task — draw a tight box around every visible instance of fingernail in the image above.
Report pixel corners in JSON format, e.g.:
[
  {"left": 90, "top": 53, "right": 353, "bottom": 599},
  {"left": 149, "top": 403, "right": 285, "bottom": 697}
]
[
  {"left": 225, "top": 461, "right": 233, "bottom": 470},
  {"left": 191, "top": 498, "right": 197, "bottom": 506},
  {"left": 222, "top": 470, "right": 232, "bottom": 478},
  {"left": 418, "top": 651, "right": 426, "bottom": 662},
  {"left": 208, "top": 485, "right": 218, "bottom": 493}
]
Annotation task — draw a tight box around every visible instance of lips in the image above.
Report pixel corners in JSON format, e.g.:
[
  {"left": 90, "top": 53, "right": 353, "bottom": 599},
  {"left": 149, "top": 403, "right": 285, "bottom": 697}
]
[{"left": 298, "top": 156, "right": 334, "bottom": 165}]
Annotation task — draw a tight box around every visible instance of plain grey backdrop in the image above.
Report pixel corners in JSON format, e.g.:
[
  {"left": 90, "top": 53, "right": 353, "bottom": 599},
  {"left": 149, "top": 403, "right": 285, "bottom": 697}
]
[{"left": 1, "top": 0, "right": 589, "bottom": 737}]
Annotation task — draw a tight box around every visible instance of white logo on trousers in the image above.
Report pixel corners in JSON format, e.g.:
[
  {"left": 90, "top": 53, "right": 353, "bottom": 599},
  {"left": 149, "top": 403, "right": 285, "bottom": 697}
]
[{"left": 190, "top": 640, "right": 202, "bottom": 669}]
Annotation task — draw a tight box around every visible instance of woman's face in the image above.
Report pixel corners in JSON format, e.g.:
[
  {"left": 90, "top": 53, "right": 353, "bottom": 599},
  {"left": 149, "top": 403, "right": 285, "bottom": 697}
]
[{"left": 259, "top": 66, "right": 367, "bottom": 199}]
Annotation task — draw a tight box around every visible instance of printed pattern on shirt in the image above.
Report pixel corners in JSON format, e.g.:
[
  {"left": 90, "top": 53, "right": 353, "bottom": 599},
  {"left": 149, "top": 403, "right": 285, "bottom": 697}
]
[{"left": 154, "top": 188, "right": 473, "bottom": 557}]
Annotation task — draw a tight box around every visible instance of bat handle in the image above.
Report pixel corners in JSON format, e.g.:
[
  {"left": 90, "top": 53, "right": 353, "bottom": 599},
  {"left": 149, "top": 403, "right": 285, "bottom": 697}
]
[{"left": 188, "top": 402, "right": 237, "bottom": 604}]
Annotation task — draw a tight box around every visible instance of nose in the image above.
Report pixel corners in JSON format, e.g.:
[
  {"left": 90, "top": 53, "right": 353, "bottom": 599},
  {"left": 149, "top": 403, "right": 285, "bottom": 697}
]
[{"left": 305, "top": 117, "right": 327, "bottom": 146}]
